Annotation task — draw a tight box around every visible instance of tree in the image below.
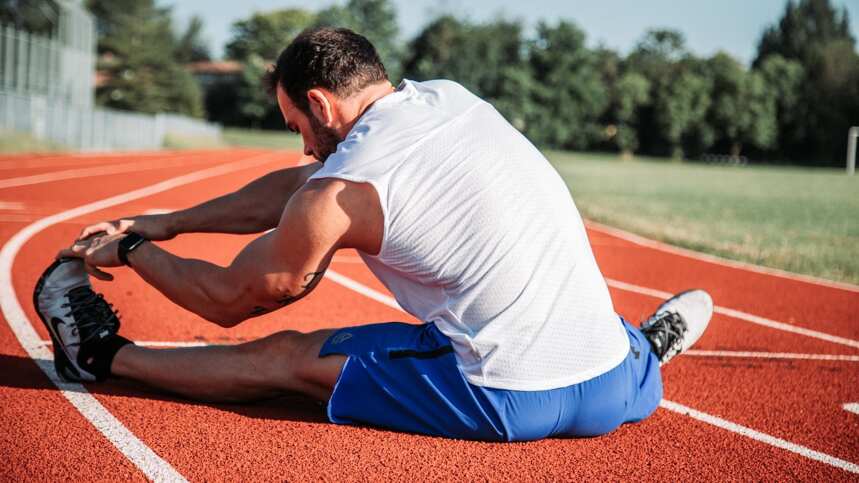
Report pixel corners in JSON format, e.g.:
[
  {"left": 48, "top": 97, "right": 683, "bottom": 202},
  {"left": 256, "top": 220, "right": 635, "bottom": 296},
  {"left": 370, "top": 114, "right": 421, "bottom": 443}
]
[
  {"left": 526, "top": 21, "right": 608, "bottom": 150},
  {"left": 402, "top": 16, "right": 468, "bottom": 82},
  {"left": 402, "top": 17, "right": 534, "bottom": 128},
  {"left": 175, "top": 15, "right": 211, "bottom": 63},
  {"left": 219, "top": 9, "right": 316, "bottom": 128},
  {"left": 236, "top": 53, "right": 280, "bottom": 128},
  {"left": 0, "top": 0, "right": 58, "bottom": 34},
  {"left": 654, "top": 67, "right": 712, "bottom": 159},
  {"left": 315, "top": 0, "right": 401, "bottom": 81},
  {"left": 627, "top": 29, "right": 711, "bottom": 158},
  {"left": 804, "top": 39, "right": 859, "bottom": 164},
  {"left": 754, "top": 0, "right": 854, "bottom": 68},
  {"left": 756, "top": 55, "right": 804, "bottom": 131},
  {"left": 225, "top": 9, "right": 315, "bottom": 62},
  {"left": 704, "top": 52, "right": 776, "bottom": 157},
  {"left": 753, "top": 0, "right": 858, "bottom": 165},
  {"left": 87, "top": 0, "right": 203, "bottom": 117},
  {"left": 638, "top": 29, "right": 687, "bottom": 60},
  {"left": 607, "top": 71, "right": 650, "bottom": 156}
]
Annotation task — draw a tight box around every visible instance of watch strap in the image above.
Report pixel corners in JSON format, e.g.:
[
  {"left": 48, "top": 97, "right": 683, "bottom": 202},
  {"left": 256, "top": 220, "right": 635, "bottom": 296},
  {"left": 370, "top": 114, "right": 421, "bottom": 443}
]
[{"left": 118, "top": 232, "right": 147, "bottom": 266}]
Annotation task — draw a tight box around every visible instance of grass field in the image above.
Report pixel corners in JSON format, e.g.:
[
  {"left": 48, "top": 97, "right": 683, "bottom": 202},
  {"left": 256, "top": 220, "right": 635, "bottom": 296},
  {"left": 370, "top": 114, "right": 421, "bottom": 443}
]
[
  {"left": 223, "top": 128, "right": 303, "bottom": 150},
  {"left": 4, "top": 125, "right": 854, "bottom": 285},
  {"left": 0, "top": 128, "right": 299, "bottom": 153},
  {"left": 0, "top": 130, "right": 66, "bottom": 153},
  {"left": 162, "top": 130, "right": 859, "bottom": 286},
  {"left": 548, "top": 151, "right": 859, "bottom": 285}
]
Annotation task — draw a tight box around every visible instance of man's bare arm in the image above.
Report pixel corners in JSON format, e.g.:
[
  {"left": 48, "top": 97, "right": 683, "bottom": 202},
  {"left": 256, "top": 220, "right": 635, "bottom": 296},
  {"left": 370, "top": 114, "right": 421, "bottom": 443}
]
[
  {"left": 121, "top": 230, "right": 330, "bottom": 326},
  {"left": 167, "top": 162, "right": 322, "bottom": 235},
  {"left": 78, "top": 162, "right": 322, "bottom": 241},
  {"left": 119, "top": 178, "right": 380, "bottom": 327},
  {"left": 62, "top": 177, "right": 382, "bottom": 324}
]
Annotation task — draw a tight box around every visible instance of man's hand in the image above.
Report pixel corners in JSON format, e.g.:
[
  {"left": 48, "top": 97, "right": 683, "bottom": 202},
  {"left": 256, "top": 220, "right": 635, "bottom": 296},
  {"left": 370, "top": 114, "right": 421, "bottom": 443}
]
[
  {"left": 78, "top": 214, "right": 175, "bottom": 242},
  {"left": 58, "top": 233, "right": 127, "bottom": 281}
]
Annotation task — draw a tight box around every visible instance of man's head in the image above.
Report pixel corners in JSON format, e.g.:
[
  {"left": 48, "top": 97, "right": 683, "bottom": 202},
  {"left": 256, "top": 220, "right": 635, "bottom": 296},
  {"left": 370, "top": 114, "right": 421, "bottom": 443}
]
[{"left": 265, "top": 27, "right": 390, "bottom": 162}]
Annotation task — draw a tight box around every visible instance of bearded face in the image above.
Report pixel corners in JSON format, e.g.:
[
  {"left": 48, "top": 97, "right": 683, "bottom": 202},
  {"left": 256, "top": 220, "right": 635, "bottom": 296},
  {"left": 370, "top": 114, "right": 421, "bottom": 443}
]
[{"left": 307, "top": 112, "right": 342, "bottom": 163}]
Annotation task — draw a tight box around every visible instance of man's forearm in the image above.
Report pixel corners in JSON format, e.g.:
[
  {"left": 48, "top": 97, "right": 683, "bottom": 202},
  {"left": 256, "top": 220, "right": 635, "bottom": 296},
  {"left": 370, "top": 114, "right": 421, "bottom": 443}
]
[
  {"left": 125, "top": 242, "right": 248, "bottom": 327},
  {"left": 166, "top": 163, "right": 321, "bottom": 236}
]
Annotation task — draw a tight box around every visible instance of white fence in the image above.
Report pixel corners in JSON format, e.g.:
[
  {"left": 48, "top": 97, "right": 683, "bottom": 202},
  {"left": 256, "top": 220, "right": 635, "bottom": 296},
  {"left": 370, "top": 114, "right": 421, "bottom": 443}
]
[
  {"left": 1, "top": 17, "right": 94, "bottom": 108},
  {"left": 1, "top": 90, "right": 221, "bottom": 151},
  {"left": 1, "top": 10, "right": 221, "bottom": 151}
]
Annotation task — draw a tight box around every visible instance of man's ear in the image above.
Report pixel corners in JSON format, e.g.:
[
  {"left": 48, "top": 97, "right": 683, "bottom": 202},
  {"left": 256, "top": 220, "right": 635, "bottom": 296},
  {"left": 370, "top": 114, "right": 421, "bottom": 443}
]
[{"left": 306, "top": 89, "right": 335, "bottom": 126}]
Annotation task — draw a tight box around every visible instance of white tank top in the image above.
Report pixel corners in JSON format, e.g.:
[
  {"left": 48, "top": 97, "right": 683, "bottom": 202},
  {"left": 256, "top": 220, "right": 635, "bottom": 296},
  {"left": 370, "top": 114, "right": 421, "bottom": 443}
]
[{"left": 310, "top": 79, "right": 629, "bottom": 390}]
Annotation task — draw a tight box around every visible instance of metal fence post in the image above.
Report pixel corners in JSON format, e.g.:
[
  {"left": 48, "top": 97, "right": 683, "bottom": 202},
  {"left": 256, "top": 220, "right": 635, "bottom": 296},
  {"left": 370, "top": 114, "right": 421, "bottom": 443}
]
[{"left": 848, "top": 126, "right": 858, "bottom": 176}]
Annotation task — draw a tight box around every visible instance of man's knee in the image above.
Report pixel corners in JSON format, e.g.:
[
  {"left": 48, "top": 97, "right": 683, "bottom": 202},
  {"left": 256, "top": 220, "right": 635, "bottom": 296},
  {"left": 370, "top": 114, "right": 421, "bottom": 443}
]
[{"left": 238, "top": 329, "right": 341, "bottom": 398}]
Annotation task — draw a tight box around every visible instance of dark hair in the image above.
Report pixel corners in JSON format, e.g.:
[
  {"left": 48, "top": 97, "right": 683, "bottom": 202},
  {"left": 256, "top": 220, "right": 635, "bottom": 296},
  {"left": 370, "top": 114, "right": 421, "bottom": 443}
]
[{"left": 265, "top": 27, "right": 388, "bottom": 114}]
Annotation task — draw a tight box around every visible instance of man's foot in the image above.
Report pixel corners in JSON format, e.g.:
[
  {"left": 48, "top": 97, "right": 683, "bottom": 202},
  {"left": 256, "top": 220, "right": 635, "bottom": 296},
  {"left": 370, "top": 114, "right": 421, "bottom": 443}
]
[
  {"left": 639, "top": 289, "right": 713, "bottom": 366},
  {"left": 33, "top": 258, "right": 130, "bottom": 382}
]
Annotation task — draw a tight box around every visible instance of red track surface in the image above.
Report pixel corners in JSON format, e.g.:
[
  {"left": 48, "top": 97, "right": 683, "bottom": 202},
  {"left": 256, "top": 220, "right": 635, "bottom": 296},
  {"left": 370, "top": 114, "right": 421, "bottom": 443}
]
[{"left": 1, "top": 149, "right": 857, "bottom": 481}]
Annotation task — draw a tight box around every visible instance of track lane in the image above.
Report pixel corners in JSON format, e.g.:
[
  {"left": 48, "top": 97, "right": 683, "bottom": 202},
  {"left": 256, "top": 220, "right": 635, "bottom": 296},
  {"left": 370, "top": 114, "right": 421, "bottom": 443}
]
[
  {"left": 589, "top": 229, "right": 859, "bottom": 340},
  {"left": 11, "top": 170, "right": 416, "bottom": 480},
  {"left": 3, "top": 150, "right": 293, "bottom": 480},
  {"left": 0, "top": 318, "right": 145, "bottom": 481},
  {"left": 3, "top": 149, "right": 858, "bottom": 480}
]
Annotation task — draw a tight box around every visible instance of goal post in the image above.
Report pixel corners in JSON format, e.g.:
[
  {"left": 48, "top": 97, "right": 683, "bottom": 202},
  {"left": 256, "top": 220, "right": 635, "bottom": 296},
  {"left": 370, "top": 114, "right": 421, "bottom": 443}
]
[{"left": 848, "top": 126, "right": 858, "bottom": 176}]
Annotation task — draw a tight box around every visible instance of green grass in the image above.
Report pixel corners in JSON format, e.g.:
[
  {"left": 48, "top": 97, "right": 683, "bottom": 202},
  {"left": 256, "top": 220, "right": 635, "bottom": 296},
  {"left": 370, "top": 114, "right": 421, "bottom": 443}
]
[
  {"left": 162, "top": 128, "right": 301, "bottom": 150},
  {"left": 162, "top": 132, "right": 227, "bottom": 150},
  {"left": 16, "top": 122, "right": 842, "bottom": 286},
  {"left": 0, "top": 129, "right": 66, "bottom": 153},
  {"left": 547, "top": 151, "right": 859, "bottom": 285},
  {"left": 222, "top": 128, "right": 304, "bottom": 150}
]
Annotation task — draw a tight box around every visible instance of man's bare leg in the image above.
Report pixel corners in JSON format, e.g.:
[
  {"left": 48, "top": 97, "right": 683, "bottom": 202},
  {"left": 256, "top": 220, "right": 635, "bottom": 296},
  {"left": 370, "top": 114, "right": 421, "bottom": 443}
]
[{"left": 110, "top": 329, "right": 347, "bottom": 403}]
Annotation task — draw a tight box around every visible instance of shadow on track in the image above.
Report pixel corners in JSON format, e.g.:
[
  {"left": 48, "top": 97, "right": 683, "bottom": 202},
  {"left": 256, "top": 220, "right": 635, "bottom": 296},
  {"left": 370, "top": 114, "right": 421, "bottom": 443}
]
[{"left": 0, "top": 352, "right": 329, "bottom": 424}]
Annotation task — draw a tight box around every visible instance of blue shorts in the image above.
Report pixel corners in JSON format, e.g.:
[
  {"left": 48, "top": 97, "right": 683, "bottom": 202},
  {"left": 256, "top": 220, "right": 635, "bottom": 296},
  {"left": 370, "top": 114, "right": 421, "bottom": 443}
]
[{"left": 319, "top": 318, "right": 662, "bottom": 441}]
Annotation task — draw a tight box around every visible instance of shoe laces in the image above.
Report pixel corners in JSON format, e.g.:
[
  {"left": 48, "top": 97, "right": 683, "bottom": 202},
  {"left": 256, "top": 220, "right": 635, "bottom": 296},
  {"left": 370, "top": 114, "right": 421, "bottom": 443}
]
[
  {"left": 640, "top": 311, "right": 687, "bottom": 365},
  {"left": 60, "top": 286, "right": 120, "bottom": 346}
]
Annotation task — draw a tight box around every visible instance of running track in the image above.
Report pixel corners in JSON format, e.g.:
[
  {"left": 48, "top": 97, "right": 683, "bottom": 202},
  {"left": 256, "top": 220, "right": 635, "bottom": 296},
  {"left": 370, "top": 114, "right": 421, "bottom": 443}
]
[{"left": 1, "top": 149, "right": 857, "bottom": 481}]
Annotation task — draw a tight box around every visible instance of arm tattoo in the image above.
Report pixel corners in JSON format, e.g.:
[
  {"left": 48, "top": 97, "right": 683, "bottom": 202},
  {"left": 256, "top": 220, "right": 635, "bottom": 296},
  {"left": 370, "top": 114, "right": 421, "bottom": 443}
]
[
  {"left": 248, "top": 270, "right": 326, "bottom": 317},
  {"left": 301, "top": 271, "right": 324, "bottom": 289}
]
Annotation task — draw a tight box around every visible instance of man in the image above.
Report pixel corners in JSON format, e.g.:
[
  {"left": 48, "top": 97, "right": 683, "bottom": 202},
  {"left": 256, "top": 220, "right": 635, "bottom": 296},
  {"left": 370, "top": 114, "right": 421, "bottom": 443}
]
[{"left": 37, "top": 27, "right": 712, "bottom": 441}]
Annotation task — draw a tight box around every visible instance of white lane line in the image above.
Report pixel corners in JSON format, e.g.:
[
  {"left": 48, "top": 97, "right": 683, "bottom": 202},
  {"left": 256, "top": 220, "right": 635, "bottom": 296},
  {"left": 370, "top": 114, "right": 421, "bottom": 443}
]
[
  {"left": 0, "top": 151, "right": 181, "bottom": 170},
  {"left": 0, "top": 154, "right": 215, "bottom": 189},
  {"left": 685, "top": 350, "right": 859, "bottom": 362},
  {"left": 660, "top": 400, "right": 859, "bottom": 474},
  {"left": 844, "top": 403, "right": 859, "bottom": 416},
  {"left": 0, "top": 151, "right": 283, "bottom": 481},
  {"left": 0, "top": 201, "right": 26, "bottom": 210},
  {"left": 325, "top": 269, "right": 859, "bottom": 474},
  {"left": 606, "top": 278, "right": 859, "bottom": 350},
  {"left": 325, "top": 270, "right": 401, "bottom": 309},
  {"left": 586, "top": 220, "right": 859, "bottom": 293}
]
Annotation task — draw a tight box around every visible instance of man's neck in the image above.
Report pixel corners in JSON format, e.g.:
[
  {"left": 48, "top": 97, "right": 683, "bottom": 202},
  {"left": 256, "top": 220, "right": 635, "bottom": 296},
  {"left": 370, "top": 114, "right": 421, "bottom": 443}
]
[{"left": 336, "top": 81, "right": 396, "bottom": 137}]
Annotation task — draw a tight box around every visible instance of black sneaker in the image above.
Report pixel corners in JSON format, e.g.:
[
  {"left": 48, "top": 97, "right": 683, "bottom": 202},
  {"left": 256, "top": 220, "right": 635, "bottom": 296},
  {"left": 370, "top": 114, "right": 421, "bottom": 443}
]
[
  {"left": 33, "top": 258, "right": 122, "bottom": 382},
  {"left": 640, "top": 289, "right": 713, "bottom": 366}
]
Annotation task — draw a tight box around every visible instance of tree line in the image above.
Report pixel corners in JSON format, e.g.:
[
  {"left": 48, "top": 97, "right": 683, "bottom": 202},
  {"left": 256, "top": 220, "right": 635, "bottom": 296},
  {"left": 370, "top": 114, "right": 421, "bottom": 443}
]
[{"left": 80, "top": 0, "right": 859, "bottom": 166}]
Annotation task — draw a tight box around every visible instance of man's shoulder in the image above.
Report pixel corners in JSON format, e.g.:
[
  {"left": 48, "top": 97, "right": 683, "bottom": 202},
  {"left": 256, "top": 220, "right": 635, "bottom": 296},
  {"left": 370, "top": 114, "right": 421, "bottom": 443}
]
[
  {"left": 298, "top": 177, "right": 380, "bottom": 213},
  {"left": 292, "top": 177, "right": 383, "bottom": 253}
]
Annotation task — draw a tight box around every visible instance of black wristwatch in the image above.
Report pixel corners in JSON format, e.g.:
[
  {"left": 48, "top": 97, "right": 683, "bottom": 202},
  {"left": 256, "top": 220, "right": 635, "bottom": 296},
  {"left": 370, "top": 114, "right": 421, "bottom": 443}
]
[{"left": 118, "top": 232, "right": 148, "bottom": 266}]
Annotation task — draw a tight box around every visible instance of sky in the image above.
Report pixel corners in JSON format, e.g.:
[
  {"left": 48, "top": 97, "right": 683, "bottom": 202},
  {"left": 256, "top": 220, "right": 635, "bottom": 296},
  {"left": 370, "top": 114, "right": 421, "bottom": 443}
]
[{"left": 161, "top": 0, "right": 859, "bottom": 65}]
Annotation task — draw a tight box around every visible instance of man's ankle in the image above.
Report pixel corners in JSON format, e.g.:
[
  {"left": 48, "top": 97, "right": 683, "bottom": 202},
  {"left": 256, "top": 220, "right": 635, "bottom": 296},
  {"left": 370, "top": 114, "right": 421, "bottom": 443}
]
[{"left": 79, "top": 335, "right": 134, "bottom": 381}]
